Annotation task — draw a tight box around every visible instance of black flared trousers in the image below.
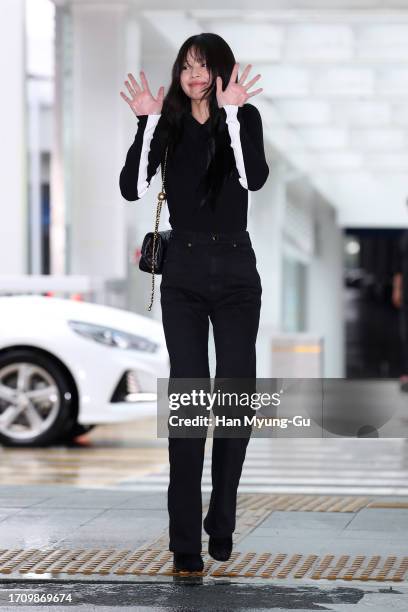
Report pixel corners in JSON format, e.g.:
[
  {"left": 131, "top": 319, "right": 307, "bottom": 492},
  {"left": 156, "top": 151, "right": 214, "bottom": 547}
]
[{"left": 160, "top": 228, "right": 262, "bottom": 554}]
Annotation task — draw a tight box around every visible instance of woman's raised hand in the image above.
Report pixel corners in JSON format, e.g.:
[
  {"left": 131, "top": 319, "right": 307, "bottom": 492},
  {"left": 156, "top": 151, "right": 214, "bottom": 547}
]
[
  {"left": 120, "top": 71, "right": 164, "bottom": 116},
  {"left": 216, "top": 63, "right": 263, "bottom": 108}
]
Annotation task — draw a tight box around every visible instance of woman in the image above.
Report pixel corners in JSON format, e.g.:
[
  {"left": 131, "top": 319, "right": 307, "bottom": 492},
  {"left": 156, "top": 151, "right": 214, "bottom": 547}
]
[{"left": 119, "top": 33, "right": 269, "bottom": 573}]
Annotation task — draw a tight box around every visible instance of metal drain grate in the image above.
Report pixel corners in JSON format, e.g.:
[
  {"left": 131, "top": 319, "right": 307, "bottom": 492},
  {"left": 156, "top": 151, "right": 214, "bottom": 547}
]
[{"left": 1, "top": 549, "right": 407, "bottom": 581}]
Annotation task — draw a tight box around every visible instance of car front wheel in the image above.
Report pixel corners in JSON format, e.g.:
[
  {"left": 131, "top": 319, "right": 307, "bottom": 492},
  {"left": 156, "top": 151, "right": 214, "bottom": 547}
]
[{"left": 0, "top": 349, "right": 76, "bottom": 447}]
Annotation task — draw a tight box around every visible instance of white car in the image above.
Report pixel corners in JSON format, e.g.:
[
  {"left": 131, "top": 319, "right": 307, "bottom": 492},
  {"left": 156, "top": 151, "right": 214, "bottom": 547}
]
[{"left": 0, "top": 295, "right": 169, "bottom": 447}]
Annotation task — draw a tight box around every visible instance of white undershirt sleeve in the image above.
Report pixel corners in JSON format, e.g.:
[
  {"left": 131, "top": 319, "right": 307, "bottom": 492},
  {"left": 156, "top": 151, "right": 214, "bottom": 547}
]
[
  {"left": 137, "top": 113, "right": 161, "bottom": 197},
  {"left": 222, "top": 104, "right": 248, "bottom": 190}
]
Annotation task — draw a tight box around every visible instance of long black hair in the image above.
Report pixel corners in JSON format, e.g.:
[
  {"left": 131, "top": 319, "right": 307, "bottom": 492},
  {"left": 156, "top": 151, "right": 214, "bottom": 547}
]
[{"left": 161, "top": 33, "right": 237, "bottom": 212}]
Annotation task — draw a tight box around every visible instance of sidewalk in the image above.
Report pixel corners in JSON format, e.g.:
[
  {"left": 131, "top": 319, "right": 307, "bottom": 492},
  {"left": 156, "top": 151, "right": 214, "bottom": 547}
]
[{"left": 0, "top": 484, "right": 408, "bottom": 611}]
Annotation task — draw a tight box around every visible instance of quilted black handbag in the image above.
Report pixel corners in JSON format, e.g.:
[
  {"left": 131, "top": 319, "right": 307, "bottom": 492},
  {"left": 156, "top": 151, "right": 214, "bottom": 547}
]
[{"left": 139, "top": 145, "right": 170, "bottom": 311}]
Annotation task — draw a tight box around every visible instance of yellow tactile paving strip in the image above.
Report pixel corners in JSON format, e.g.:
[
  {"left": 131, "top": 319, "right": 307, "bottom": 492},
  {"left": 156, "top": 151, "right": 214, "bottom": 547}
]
[
  {"left": 146, "top": 494, "right": 372, "bottom": 551},
  {"left": 0, "top": 548, "right": 407, "bottom": 581},
  {"left": 148, "top": 506, "right": 272, "bottom": 550},
  {"left": 236, "top": 494, "right": 372, "bottom": 512},
  {"left": 136, "top": 494, "right": 374, "bottom": 552},
  {"left": 367, "top": 501, "right": 408, "bottom": 509}
]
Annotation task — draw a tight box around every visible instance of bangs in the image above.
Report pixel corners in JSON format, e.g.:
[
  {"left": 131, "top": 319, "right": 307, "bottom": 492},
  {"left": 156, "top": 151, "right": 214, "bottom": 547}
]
[{"left": 182, "top": 44, "right": 207, "bottom": 66}]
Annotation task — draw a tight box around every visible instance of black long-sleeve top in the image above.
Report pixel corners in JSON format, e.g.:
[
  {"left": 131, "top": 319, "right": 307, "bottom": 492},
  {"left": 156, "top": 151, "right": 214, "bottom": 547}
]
[{"left": 119, "top": 103, "right": 269, "bottom": 232}]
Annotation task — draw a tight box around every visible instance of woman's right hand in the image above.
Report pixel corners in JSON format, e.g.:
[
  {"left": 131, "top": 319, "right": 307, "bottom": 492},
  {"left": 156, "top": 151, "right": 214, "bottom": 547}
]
[{"left": 120, "top": 71, "right": 164, "bottom": 116}]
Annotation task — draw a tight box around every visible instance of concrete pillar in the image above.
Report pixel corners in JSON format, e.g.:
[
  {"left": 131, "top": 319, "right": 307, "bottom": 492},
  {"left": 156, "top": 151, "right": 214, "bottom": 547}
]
[
  {"left": 51, "top": 2, "right": 128, "bottom": 297},
  {"left": 69, "top": 1, "right": 130, "bottom": 279},
  {"left": 249, "top": 153, "right": 287, "bottom": 377},
  {"left": 126, "top": 43, "right": 173, "bottom": 318},
  {"left": 52, "top": 0, "right": 170, "bottom": 314},
  {"left": 307, "top": 201, "right": 345, "bottom": 377},
  {"left": 0, "top": 0, "right": 26, "bottom": 274},
  {"left": 50, "top": 1, "right": 69, "bottom": 276}
]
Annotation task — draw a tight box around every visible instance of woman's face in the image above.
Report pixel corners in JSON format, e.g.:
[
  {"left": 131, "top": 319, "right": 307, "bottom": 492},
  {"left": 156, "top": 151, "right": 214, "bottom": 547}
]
[{"left": 179, "top": 48, "right": 212, "bottom": 101}]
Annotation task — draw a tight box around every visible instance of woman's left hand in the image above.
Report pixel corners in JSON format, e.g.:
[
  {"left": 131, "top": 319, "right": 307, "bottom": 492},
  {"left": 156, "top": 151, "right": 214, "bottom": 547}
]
[{"left": 216, "top": 63, "right": 263, "bottom": 108}]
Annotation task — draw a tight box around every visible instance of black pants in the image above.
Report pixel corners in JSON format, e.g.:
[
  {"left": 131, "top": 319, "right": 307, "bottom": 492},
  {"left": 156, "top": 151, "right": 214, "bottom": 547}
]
[{"left": 160, "top": 229, "right": 262, "bottom": 554}]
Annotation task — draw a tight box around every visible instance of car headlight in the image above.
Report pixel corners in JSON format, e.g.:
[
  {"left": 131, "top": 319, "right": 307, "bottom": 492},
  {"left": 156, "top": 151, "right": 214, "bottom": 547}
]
[{"left": 67, "top": 320, "right": 159, "bottom": 353}]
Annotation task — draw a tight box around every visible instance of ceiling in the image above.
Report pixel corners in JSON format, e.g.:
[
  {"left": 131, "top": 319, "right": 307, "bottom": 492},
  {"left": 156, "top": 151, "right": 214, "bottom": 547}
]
[{"left": 141, "top": 7, "right": 408, "bottom": 227}]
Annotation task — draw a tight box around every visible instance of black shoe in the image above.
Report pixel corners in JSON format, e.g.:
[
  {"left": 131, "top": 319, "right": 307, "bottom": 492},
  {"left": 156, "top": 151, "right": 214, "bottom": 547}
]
[
  {"left": 208, "top": 535, "right": 233, "bottom": 561},
  {"left": 173, "top": 552, "right": 204, "bottom": 573}
]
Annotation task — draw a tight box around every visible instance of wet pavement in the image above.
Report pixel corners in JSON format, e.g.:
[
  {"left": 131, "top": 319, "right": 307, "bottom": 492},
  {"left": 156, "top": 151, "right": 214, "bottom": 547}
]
[
  {"left": 1, "top": 422, "right": 408, "bottom": 609},
  {"left": 0, "top": 484, "right": 408, "bottom": 610},
  {"left": 0, "top": 417, "right": 168, "bottom": 489},
  {"left": 0, "top": 580, "right": 397, "bottom": 611}
]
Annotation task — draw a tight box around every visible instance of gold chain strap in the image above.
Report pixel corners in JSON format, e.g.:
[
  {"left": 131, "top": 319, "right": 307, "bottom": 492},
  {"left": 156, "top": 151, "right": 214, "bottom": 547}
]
[{"left": 147, "top": 145, "right": 168, "bottom": 311}]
